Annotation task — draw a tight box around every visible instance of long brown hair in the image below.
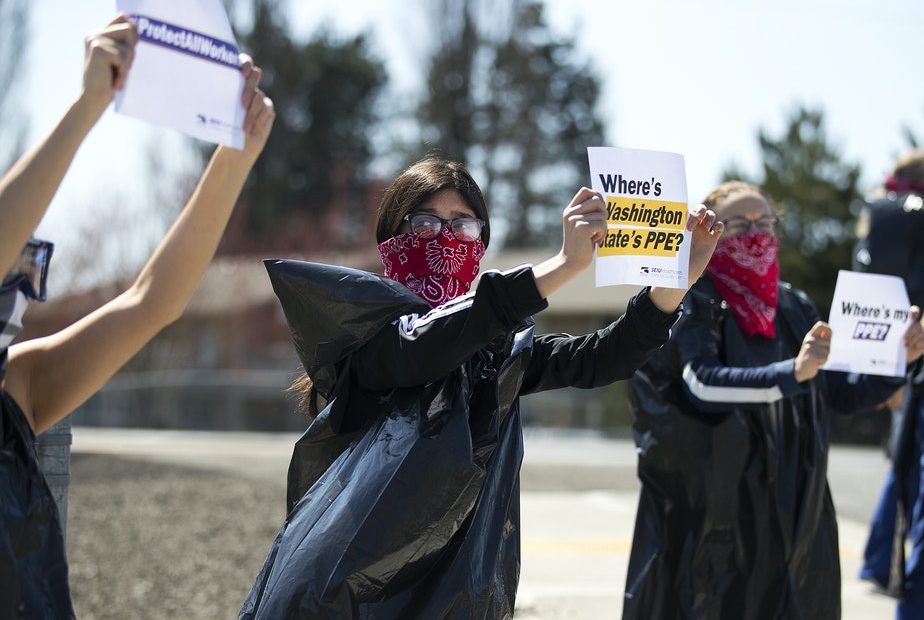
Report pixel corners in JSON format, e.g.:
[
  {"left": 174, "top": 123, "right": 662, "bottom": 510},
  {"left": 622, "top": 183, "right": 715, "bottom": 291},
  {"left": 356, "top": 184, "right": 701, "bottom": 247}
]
[{"left": 290, "top": 156, "right": 490, "bottom": 417}]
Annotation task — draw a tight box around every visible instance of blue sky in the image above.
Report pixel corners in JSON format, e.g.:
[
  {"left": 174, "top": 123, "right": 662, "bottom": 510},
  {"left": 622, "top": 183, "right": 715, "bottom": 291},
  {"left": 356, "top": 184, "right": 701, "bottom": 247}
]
[{"left": 20, "top": 0, "right": 924, "bottom": 283}]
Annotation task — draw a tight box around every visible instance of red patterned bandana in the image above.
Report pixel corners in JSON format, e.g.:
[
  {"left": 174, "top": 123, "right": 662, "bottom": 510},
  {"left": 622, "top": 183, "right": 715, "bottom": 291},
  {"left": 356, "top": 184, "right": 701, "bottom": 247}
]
[
  {"left": 706, "top": 232, "right": 780, "bottom": 338},
  {"left": 378, "top": 228, "right": 486, "bottom": 308},
  {"left": 885, "top": 175, "right": 924, "bottom": 195}
]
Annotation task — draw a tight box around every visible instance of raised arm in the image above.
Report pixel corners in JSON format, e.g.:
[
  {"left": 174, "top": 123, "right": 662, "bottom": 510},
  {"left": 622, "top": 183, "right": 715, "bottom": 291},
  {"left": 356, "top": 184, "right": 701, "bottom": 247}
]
[
  {"left": 519, "top": 286, "right": 678, "bottom": 395},
  {"left": 353, "top": 188, "right": 721, "bottom": 392},
  {"left": 679, "top": 302, "right": 917, "bottom": 415},
  {"left": 350, "top": 266, "right": 548, "bottom": 391},
  {"left": 0, "top": 15, "right": 137, "bottom": 276},
  {"left": 5, "top": 58, "right": 275, "bottom": 434}
]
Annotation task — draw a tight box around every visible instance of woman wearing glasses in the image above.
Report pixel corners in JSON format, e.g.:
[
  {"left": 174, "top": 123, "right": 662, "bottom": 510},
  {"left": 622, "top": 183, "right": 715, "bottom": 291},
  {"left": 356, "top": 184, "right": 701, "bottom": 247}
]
[
  {"left": 623, "top": 181, "right": 924, "bottom": 619},
  {"left": 241, "top": 157, "right": 724, "bottom": 618},
  {"left": 0, "top": 15, "right": 275, "bottom": 618}
]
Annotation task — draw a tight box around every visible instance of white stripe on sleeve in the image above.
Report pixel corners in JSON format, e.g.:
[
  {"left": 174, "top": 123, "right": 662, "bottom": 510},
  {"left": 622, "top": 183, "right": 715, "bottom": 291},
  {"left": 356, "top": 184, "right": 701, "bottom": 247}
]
[{"left": 682, "top": 362, "right": 784, "bottom": 404}]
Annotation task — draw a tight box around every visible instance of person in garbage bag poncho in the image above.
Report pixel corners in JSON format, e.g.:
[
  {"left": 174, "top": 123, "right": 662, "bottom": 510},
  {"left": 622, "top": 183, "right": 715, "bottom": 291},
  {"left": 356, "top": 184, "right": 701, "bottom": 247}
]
[
  {"left": 0, "top": 15, "right": 275, "bottom": 618},
  {"left": 624, "top": 180, "right": 924, "bottom": 620},
  {"left": 240, "top": 156, "right": 724, "bottom": 619}
]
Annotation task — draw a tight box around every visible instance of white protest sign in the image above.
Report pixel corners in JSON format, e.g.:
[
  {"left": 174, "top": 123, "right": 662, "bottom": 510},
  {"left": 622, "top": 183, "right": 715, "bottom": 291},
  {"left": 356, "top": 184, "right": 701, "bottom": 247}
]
[
  {"left": 115, "top": 0, "right": 245, "bottom": 148},
  {"left": 588, "top": 146, "right": 689, "bottom": 288},
  {"left": 822, "top": 270, "right": 910, "bottom": 377}
]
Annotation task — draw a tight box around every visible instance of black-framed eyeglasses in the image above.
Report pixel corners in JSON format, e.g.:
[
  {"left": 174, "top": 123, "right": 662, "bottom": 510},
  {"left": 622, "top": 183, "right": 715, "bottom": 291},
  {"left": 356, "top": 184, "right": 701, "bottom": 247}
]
[
  {"left": 721, "top": 215, "right": 777, "bottom": 236},
  {"left": 0, "top": 238, "right": 54, "bottom": 302},
  {"left": 404, "top": 213, "right": 485, "bottom": 242}
]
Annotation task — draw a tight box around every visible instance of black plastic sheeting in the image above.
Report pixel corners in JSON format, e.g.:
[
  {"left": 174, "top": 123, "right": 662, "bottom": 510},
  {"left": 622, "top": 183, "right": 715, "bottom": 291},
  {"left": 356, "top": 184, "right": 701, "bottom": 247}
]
[
  {"left": 0, "top": 390, "right": 74, "bottom": 619},
  {"left": 240, "top": 260, "right": 529, "bottom": 619},
  {"left": 624, "top": 281, "right": 842, "bottom": 620}
]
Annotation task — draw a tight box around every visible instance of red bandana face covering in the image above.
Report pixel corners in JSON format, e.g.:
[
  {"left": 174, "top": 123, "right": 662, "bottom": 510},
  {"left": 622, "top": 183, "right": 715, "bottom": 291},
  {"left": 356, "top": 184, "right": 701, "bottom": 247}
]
[
  {"left": 706, "top": 232, "right": 780, "bottom": 338},
  {"left": 885, "top": 175, "right": 924, "bottom": 195},
  {"left": 378, "top": 227, "right": 486, "bottom": 308}
]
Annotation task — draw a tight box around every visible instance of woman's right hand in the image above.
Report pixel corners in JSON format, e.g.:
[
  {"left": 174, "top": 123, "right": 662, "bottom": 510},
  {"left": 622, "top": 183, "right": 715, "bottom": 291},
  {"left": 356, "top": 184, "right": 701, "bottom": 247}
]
[
  {"left": 559, "top": 187, "right": 607, "bottom": 273},
  {"left": 794, "top": 321, "right": 832, "bottom": 382},
  {"left": 532, "top": 188, "right": 606, "bottom": 299},
  {"left": 81, "top": 14, "right": 138, "bottom": 114}
]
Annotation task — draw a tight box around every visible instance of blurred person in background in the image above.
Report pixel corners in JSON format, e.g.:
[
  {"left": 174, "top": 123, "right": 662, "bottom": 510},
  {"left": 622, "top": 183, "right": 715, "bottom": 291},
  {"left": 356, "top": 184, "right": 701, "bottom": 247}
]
[
  {"left": 625, "top": 180, "right": 924, "bottom": 619},
  {"left": 856, "top": 150, "right": 924, "bottom": 619},
  {"left": 0, "top": 15, "right": 275, "bottom": 618}
]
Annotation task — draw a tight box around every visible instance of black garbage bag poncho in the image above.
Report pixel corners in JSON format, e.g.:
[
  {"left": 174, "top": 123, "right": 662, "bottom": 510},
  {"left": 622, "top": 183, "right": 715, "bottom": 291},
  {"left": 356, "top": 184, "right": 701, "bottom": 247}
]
[
  {"left": 0, "top": 390, "right": 73, "bottom": 619},
  {"left": 240, "top": 260, "right": 538, "bottom": 619},
  {"left": 625, "top": 278, "right": 905, "bottom": 620},
  {"left": 241, "top": 260, "right": 678, "bottom": 619}
]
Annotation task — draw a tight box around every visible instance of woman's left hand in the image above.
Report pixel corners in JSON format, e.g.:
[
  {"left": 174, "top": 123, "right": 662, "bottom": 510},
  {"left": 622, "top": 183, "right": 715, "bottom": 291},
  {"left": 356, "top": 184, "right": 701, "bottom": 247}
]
[
  {"left": 906, "top": 306, "right": 924, "bottom": 364},
  {"left": 687, "top": 204, "right": 724, "bottom": 283},
  {"left": 238, "top": 54, "right": 275, "bottom": 161},
  {"left": 647, "top": 205, "right": 723, "bottom": 313}
]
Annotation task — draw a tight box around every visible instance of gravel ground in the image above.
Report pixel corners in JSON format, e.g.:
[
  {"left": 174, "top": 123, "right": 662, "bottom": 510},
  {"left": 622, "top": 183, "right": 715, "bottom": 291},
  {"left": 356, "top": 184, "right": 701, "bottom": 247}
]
[{"left": 67, "top": 454, "right": 286, "bottom": 620}]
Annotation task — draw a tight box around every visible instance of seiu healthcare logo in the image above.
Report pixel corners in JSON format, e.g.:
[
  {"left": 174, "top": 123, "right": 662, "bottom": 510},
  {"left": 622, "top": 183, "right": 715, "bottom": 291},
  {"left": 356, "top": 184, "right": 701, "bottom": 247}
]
[
  {"left": 853, "top": 321, "right": 890, "bottom": 341},
  {"left": 639, "top": 266, "right": 680, "bottom": 278}
]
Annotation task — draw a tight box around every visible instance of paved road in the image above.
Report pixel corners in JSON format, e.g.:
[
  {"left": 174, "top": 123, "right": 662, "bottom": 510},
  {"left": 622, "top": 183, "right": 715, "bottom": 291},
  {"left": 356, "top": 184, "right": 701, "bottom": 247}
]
[{"left": 71, "top": 428, "right": 897, "bottom": 619}]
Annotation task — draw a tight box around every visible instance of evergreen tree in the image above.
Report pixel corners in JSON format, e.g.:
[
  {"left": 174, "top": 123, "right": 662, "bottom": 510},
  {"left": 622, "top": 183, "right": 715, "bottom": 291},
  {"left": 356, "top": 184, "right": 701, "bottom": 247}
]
[
  {"left": 416, "top": 0, "right": 605, "bottom": 247},
  {"left": 219, "top": 0, "right": 387, "bottom": 252}
]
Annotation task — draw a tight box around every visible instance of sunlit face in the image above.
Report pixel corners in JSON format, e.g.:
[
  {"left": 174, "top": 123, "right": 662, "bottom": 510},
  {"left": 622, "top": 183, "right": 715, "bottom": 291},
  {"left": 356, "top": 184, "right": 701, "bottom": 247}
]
[
  {"left": 398, "top": 189, "right": 478, "bottom": 235},
  {"left": 716, "top": 193, "right": 776, "bottom": 238}
]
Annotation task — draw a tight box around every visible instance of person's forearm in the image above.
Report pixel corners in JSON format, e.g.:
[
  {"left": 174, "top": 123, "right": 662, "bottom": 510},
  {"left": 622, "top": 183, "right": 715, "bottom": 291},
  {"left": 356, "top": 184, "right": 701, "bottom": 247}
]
[
  {"left": 129, "top": 146, "right": 256, "bottom": 325},
  {"left": 532, "top": 252, "right": 582, "bottom": 299},
  {"left": 0, "top": 95, "right": 106, "bottom": 274},
  {"left": 649, "top": 286, "right": 686, "bottom": 313}
]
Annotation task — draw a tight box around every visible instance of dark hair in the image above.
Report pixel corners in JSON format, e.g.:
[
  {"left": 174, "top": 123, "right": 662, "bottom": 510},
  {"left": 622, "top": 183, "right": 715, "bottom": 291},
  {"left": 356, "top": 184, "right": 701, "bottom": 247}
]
[{"left": 375, "top": 156, "right": 490, "bottom": 248}]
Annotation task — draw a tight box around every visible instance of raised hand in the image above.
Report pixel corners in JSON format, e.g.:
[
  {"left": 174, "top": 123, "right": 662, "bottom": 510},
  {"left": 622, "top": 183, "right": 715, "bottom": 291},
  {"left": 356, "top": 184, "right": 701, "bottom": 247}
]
[
  {"left": 82, "top": 14, "right": 138, "bottom": 113},
  {"left": 232, "top": 54, "right": 275, "bottom": 162},
  {"left": 559, "top": 187, "right": 607, "bottom": 273},
  {"left": 794, "top": 321, "right": 832, "bottom": 382},
  {"left": 647, "top": 204, "right": 723, "bottom": 313},
  {"left": 686, "top": 204, "right": 724, "bottom": 283}
]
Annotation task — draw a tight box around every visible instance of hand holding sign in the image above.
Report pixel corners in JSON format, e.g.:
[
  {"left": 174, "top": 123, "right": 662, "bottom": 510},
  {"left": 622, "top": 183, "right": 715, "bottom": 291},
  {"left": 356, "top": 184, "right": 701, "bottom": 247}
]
[
  {"left": 795, "top": 321, "right": 832, "bottom": 382},
  {"left": 81, "top": 14, "right": 139, "bottom": 114},
  {"left": 235, "top": 55, "right": 275, "bottom": 163},
  {"left": 686, "top": 204, "right": 723, "bottom": 284},
  {"left": 561, "top": 188, "right": 608, "bottom": 273}
]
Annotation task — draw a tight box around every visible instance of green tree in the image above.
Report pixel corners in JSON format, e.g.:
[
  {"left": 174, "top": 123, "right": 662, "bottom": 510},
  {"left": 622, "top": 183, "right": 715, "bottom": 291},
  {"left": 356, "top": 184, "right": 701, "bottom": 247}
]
[
  {"left": 218, "top": 0, "right": 387, "bottom": 252},
  {"left": 415, "top": 0, "right": 605, "bottom": 247},
  {"left": 722, "top": 106, "right": 862, "bottom": 315}
]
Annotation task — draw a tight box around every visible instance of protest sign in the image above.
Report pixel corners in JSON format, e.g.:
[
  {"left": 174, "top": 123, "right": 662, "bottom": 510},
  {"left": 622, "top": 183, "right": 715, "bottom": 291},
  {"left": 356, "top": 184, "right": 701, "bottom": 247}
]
[
  {"left": 588, "top": 146, "right": 689, "bottom": 288},
  {"left": 115, "top": 0, "right": 245, "bottom": 148},
  {"left": 822, "top": 270, "right": 910, "bottom": 377}
]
